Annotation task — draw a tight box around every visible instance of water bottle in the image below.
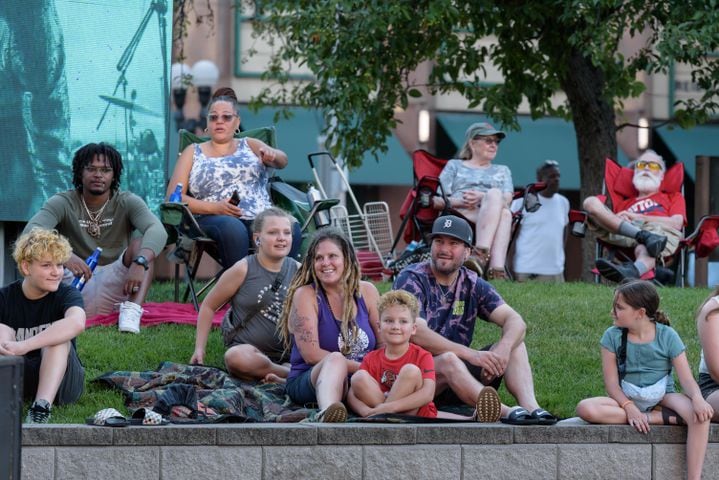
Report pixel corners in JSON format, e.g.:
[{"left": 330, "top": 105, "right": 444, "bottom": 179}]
[
  {"left": 169, "top": 183, "right": 183, "bottom": 203},
  {"left": 71, "top": 247, "right": 103, "bottom": 291},
  {"left": 307, "top": 185, "right": 331, "bottom": 228}
]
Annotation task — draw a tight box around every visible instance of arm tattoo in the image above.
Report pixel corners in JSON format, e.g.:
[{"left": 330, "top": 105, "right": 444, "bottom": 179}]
[{"left": 289, "top": 308, "right": 317, "bottom": 346}]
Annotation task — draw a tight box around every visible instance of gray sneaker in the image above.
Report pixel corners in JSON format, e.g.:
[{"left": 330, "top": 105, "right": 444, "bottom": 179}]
[
  {"left": 635, "top": 230, "right": 667, "bottom": 258},
  {"left": 595, "top": 258, "right": 640, "bottom": 283},
  {"left": 26, "top": 399, "right": 51, "bottom": 424}
]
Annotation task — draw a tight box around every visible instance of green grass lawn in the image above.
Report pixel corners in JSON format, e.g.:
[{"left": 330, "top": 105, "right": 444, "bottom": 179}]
[{"left": 47, "top": 280, "right": 714, "bottom": 423}]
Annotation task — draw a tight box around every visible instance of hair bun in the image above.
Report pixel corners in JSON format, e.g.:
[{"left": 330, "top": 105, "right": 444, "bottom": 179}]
[{"left": 212, "top": 87, "right": 238, "bottom": 101}]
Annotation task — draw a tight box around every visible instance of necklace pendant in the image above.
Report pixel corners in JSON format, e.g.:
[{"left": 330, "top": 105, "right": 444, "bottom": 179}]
[{"left": 87, "top": 221, "right": 101, "bottom": 238}]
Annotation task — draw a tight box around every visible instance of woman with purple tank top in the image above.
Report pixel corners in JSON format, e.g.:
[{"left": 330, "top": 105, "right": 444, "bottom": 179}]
[{"left": 278, "top": 228, "right": 380, "bottom": 422}]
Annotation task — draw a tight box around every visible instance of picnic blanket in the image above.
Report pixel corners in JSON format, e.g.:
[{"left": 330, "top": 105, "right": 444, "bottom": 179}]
[
  {"left": 86, "top": 302, "right": 229, "bottom": 329},
  {"left": 94, "top": 361, "right": 315, "bottom": 423}
]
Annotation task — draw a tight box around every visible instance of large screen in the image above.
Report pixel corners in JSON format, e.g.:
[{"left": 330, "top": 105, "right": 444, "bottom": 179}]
[{"left": 0, "top": 0, "right": 171, "bottom": 221}]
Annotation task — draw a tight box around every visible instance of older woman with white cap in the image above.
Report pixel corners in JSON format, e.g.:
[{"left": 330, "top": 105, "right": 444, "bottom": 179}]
[{"left": 436, "top": 122, "right": 513, "bottom": 279}]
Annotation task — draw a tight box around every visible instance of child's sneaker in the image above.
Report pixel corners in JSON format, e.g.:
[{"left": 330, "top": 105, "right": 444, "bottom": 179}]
[
  {"left": 118, "top": 301, "right": 143, "bottom": 334},
  {"left": 26, "top": 399, "right": 51, "bottom": 424},
  {"left": 474, "top": 386, "right": 502, "bottom": 423},
  {"left": 317, "top": 402, "right": 347, "bottom": 423}
]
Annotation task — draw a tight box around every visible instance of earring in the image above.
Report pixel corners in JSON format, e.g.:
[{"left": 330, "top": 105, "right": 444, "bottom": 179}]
[
  {"left": 203, "top": 127, "right": 209, "bottom": 133},
  {"left": 255, "top": 239, "right": 261, "bottom": 246},
  {"left": 235, "top": 127, "right": 241, "bottom": 135}
]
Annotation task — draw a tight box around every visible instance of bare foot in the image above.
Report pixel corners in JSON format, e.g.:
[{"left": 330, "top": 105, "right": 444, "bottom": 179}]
[{"left": 263, "top": 373, "right": 286, "bottom": 384}]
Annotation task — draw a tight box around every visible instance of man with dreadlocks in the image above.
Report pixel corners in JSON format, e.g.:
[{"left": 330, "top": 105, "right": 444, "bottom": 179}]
[{"left": 24, "top": 142, "right": 167, "bottom": 334}]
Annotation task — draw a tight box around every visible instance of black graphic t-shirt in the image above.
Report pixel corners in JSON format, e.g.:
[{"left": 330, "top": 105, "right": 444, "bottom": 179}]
[{"left": 0, "top": 280, "right": 83, "bottom": 355}]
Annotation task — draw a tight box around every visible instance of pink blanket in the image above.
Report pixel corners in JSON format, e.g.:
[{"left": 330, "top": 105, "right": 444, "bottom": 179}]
[{"left": 86, "top": 302, "right": 229, "bottom": 328}]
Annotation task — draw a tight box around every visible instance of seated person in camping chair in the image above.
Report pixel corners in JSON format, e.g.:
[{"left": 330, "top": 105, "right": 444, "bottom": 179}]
[
  {"left": 165, "top": 87, "right": 302, "bottom": 271},
  {"left": 583, "top": 150, "right": 685, "bottom": 283},
  {"left": 435, "top": 123, "right": 514, "bottom": 280}
]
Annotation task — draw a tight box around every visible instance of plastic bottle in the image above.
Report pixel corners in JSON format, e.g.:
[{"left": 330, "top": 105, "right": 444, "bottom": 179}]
[
  {"left": 307, "top": 185, "right": 331, "bottom": 228},
  {"left": 405, "top": 240, "right": 419, "bottom": 253},
  {"left": 169, "top": 183, "right": 183, "bottom": 203},
  {"left": 71, "top": 247, "right": 103, "bottom": 291}
]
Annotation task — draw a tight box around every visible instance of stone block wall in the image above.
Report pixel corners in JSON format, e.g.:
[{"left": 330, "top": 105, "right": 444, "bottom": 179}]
[{"left": 20, "top": 423, "right": 719, "bottom": 479}]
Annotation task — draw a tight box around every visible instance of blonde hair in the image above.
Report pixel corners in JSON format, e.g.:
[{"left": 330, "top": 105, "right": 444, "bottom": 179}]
[
  {"left": 277, "top": 228, "right": 361, "bottom": 354},
  {"left": 378, "top": 290, "right": 419, "bottom": 321},
  {"left": 251, "top": 206, "right": 294, "bottom": 234},
  {"left": 13, "top": 228, "right": 72, "bottom": 269}
]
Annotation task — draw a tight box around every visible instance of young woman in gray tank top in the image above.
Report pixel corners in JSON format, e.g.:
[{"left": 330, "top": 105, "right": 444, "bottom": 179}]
[{"left": 190, "top": 207, "right": 299, "bottom": 382}]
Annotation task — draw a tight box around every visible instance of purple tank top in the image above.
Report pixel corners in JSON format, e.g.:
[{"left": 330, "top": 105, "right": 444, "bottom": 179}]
[{"left": 288, "top": 286, "right": 376, "bottom": 379}]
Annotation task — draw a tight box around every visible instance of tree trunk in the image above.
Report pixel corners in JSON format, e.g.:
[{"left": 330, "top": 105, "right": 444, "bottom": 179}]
[{"left": 559, "top": 49, "right": 617, "bottom": 281}]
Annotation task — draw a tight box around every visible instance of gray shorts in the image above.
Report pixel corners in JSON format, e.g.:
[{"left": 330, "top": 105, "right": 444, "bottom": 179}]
[{"left": 24, "top": 342, "right": 85, "bottom": 405}]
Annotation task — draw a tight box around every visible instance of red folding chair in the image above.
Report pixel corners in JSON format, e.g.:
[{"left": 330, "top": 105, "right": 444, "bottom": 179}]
[
  {"left": 569, "top": 158, "right": 719, "bottom": 286},
  {"left": 387, "top": 149, "right": 545, "bottom": 278},
  {"left": 391, "top": 150, "right": 449, "bottom": 248}
]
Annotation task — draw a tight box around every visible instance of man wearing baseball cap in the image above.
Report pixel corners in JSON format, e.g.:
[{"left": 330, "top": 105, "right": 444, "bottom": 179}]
[{"left": 393, "top": 215, "right": 557, "bottom": 424}]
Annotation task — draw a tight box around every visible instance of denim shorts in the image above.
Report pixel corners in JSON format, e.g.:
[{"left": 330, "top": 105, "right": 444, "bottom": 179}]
[{"left": 285, "top": 367, "right": 317, "bottom": 407}]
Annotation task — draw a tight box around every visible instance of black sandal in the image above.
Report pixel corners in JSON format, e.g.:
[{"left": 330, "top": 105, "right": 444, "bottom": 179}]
[{"left": 659, "top": 406, "right": 685, "bottom": 425}]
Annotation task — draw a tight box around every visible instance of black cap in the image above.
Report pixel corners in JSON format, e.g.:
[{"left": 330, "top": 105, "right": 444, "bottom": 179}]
[{"left": 429, "top": 215, "right": 473, "bottom": 246}]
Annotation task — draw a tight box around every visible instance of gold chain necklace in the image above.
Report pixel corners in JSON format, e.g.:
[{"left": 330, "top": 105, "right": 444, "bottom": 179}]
[{"left": 80, "top": 194, "right": 109, "bottom": 238}]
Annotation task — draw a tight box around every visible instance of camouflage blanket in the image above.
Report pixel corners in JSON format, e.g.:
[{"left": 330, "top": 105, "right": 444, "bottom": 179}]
[{"left": 94, "top": 361, "right": 315, "bottom": 423}]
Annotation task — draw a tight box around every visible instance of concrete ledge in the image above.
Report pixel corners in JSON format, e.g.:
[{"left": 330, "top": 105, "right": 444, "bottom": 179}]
[{"left": 20, "top": 424, "right": 719, "bottom": 480}]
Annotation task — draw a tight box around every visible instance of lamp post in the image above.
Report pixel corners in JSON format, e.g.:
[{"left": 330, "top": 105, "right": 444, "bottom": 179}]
[{"left": 170, "top": 60, "right": 219, "bottom": 133}]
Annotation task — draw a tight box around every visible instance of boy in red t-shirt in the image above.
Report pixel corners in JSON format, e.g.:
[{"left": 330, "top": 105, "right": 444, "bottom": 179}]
[{"left": 347, "top": 290, "right": 438, "bottom": 417}]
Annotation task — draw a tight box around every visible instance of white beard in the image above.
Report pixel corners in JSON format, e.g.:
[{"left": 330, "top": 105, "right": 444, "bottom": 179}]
[{"left": 632, "top": 172, "right": 661, "bottom": 194}]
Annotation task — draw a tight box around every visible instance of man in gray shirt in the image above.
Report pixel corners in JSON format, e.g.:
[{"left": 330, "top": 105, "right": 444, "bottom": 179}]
[{"left": 24, "top": 142, "right": 167, "bottom": 334}]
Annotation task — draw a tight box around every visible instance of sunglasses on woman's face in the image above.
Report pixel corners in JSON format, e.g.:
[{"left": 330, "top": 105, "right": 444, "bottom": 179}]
[
  {"left": 635, "top": 160, "right": 662, "bottom": 172},
  {"left": 474, "top": 136, "right": 501, "bottom": 146},
  {"left": 207, "top": 113, "right": 237, "bottom": 123}
]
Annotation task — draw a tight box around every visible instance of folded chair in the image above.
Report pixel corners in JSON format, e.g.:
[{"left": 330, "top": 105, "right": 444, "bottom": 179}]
[
  {"left": 568, "top": 158, "right": 719, "bottom": 286},
  {"left": 163, "top": 127, "right": 340, "bottom": 309},
  {"left": 387, "top": 149, "right": 545, "bottom": 278}
]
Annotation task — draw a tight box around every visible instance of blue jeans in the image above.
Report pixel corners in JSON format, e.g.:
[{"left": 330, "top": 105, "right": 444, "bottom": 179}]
[{"left": 196, "top": 215, "right": 302, "bottom": 268}]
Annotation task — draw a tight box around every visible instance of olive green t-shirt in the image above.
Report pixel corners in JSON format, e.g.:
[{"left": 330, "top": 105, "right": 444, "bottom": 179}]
[{"left": 24, "top": 190, "right": 167, "bottom": 265}]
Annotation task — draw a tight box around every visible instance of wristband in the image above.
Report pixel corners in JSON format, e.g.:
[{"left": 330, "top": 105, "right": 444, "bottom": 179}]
[{"left": 620, "top": 400, "right": 632, "bottom": 409}]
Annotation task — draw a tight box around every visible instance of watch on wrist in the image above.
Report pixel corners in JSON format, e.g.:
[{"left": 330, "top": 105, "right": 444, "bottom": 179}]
[{"left": 133, "top": 255, "right": 150, "bottom": 271}]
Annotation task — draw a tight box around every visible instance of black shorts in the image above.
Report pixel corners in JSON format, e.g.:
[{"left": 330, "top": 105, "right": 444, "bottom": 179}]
[
  {"left": 698, "top": 372, "right": 719, "bottom": 400},
  {"left": 434, "top": 343, "right": 503, "bottom": 406},
  {"left": 24, "top": 342, "right": 85, "bottom": 405}
]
